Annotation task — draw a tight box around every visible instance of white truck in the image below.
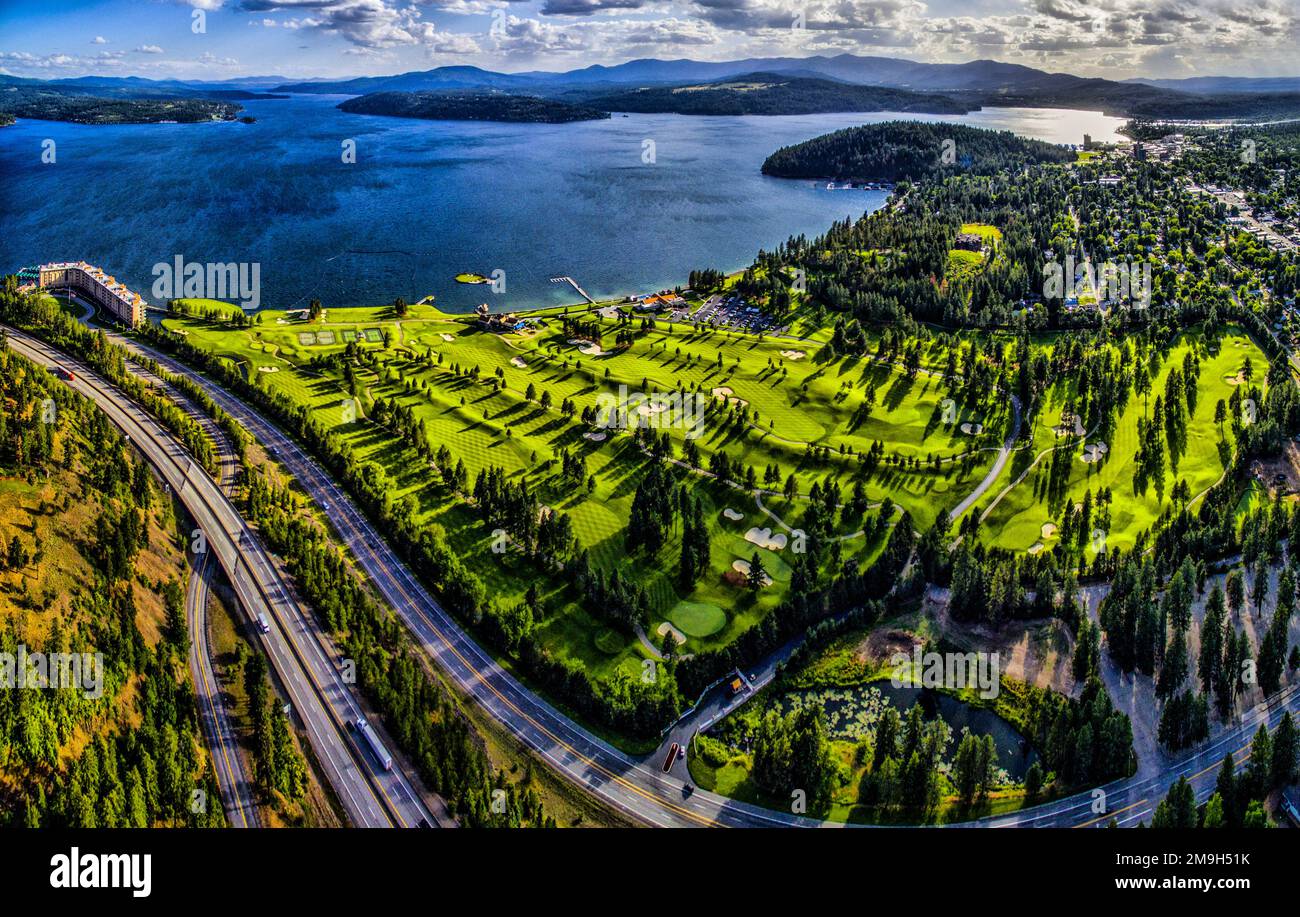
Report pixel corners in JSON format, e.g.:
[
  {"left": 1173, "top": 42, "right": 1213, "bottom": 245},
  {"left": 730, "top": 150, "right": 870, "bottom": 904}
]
[{"left": 354, "top": 716, "right": 393, "bottom": 772}]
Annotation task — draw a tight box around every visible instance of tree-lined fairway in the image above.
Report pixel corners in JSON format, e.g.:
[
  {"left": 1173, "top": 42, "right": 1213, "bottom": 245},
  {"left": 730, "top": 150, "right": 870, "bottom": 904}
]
[
  {"left": 980, "top": 327, "right": 1268, "bottom": 554},
  {"left": 161, "top": 300, "right": 999, "bottom": 684}
]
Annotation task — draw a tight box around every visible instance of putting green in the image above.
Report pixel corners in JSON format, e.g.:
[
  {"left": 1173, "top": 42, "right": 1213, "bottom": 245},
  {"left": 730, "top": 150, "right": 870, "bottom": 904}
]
[{"left": 668, "top": 600, "right": 727, "bottom": 637}]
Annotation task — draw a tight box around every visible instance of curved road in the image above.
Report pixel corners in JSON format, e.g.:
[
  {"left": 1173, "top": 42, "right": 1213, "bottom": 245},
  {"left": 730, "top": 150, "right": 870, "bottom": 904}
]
[
  {"left": 187, "top": 548, "right": 260, "bottom": 828},
  {"left": 949, "top": 394, "right": 1021, "bottom": 521},
  {"left": 6, "top": 328, "right": 436, "bottom": 830},
  {"left": 130, "top": 356, "right": 261, "bottom": 829},
  {"left": 102, "top": 331, "right": 1300, "bottom": 828}
]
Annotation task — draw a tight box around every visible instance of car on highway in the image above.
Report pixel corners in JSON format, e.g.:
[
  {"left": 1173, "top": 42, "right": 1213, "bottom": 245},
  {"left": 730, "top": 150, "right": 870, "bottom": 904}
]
[{"left": 256, "top": 613, "right": 271, "bottom": 634}]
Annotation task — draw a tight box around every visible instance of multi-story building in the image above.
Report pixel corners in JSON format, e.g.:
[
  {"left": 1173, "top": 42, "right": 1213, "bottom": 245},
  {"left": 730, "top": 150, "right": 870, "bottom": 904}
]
[{"left": 38, "top": 261, "right": 146, "bottom": 327}]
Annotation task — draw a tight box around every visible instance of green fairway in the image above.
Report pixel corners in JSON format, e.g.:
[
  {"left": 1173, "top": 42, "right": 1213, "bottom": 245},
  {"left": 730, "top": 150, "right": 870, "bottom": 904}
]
[
  {"left": 154, "top": 298, "right": 1075, "bottom": 720},
  {"left": 980, "top": 326, "right": 1268, "bottom": 555}
]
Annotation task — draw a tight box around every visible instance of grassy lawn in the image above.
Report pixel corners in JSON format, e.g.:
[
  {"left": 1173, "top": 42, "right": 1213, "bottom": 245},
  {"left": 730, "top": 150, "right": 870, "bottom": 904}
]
[
  {"left": 160, "top": 301, "right": 1004, "bottom": 689},
  {"left": 981, "top": 325, "right": 1267, "bottom": 554}
]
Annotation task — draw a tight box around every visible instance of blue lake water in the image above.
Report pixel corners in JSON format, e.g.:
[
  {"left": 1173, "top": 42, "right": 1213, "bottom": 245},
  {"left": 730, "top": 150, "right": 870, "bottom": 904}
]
[{"left": 0, "top": 96, "right": 1124, "bottom": 313}]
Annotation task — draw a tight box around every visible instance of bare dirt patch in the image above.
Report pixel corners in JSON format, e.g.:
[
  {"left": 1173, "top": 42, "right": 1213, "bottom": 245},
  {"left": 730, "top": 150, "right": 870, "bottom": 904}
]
[
  {"left": 925, "top": 587, "right": 1076, "bottom": 693},
  {"left": 859, "top": 628, "right": 922, "bottom": 666}
]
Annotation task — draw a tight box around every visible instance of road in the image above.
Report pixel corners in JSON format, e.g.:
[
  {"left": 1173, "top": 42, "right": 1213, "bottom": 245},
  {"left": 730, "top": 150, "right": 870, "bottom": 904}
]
[
  {"left": 134, "top": 355, "right": 260, "bottom": 829},
  {"left": 948, "top": 394, "right": 1021, "bottom": 521},
  {"left": 980, "top": 681, "right": 1300, "bottom": 827},
  {"left": 113, "top": 333, "right": 826, "bottom": 828},
  {"left": 187, "top": 548, "right": 259, "bottom": 828},
  {"left": 4, "top": 327, "right": 437, "bottom": 830},
  {"left": 103, "top": 330, "right": 1300, "bottom": 829}
]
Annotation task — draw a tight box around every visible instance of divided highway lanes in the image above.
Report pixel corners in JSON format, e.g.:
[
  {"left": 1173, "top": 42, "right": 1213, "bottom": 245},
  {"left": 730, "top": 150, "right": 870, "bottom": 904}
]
[
  {"left": 130, "top": 356, "right": 261, "bottom": 828},
  {"left": 4, "top": 328, "right": 435, "bottom": 830}
]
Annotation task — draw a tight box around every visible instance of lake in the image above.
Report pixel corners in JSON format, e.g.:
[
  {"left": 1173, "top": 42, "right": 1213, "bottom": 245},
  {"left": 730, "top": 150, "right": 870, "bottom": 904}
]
[{"left": 0, "top": 96, "right": 1124, "bottom": 313}]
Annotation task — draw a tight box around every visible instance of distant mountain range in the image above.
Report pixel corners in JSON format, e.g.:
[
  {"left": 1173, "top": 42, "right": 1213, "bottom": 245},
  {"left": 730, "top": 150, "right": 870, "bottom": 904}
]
[
  {"left": 271, "top": 56, "right": 1109, "bottom": 95},
  {"left": 1126, "top": 76, "right": 1300, "bottom": 94},
  {"left": 7, "top": 56, "right": 1300, "bottom": 123},
  {"left": 0, "top": 73, "right": 287, "bottom": 101},
  {"left": 267, "top": 56, "right": 1300, "bottom": 121}
]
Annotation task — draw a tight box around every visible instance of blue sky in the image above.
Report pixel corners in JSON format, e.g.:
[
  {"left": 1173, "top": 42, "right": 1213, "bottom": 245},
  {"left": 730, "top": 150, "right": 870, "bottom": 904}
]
[{"left": 1, "top": 0, "right": 1297, "bottom": 81}]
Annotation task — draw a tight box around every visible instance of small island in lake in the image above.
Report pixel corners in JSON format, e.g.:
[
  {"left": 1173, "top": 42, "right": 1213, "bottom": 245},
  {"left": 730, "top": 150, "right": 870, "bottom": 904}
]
[
  {"left": 455, "top": 272, "right": 492, "bottom": 284},
  {"left": 338, "top": 91, "right": 611, "bottom": 124}
]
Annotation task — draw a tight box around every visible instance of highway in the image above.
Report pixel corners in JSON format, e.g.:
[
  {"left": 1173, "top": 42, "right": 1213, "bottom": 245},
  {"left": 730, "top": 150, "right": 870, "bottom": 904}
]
[
  {"left": 113, "top": 334, "right": 821, "bottom": 828},
  {"left": 139, "top": 355, "right": 259, "bottom": 829},
  {"left": 188, "top": 548, "right": 259, "bottom": 828},
  {"left": 4, "top": 327, "right": 437, "bottom": 830},
  {"left": 981, "top": 681, "right": 1300, "bottom": 827},
  {"left": 88, "top": 328, "right": 1300, "bottom": 829}
]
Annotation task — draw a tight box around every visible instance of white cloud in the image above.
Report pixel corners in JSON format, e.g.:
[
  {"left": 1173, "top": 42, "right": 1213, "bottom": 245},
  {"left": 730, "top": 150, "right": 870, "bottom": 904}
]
[
  {"left": 91, "top": 36, "right": 108, "bottom": 45},
  {"left": 199, "top": 51, "right": 241, "bottom": 66},
  {"left": 135, "top": 45, "right": 165, "bottom": 54}
]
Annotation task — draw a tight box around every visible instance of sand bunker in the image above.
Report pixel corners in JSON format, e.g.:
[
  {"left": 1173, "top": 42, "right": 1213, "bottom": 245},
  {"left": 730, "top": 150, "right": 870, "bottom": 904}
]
[
  {"left": 635, "top": 402, "right": 667, "bottom": 417},
  {"left": 960, "top": 422, "right": 984, "bottom": 435},
  {"left": 440, "top": 333, "right": 455, "bottom": 342},
  {"left": 730, "top": 559, "right": 773, "bottom": 586},
  {"left": 256, "top": 366, "right": 279, "bottom": 373},
  {"left": 780, "top": 350, "right": 806, "bottom": 360},
  {"left": 1081, "top": 442, "right": 1109, "bottom": 463},
  {"left": 722, "top": 508, "right": 745, "bottom": 521},
  {"left": 744, "top": 527, "right": 787, "bottom": 551},
  {"left": 711, "top": 387, "right": 734, "bottom": 398},
  {"left": 582, "top": 431, "right": 607, "bottom": 442},
  {"left": 1041, "top": 522, "right": 1058, "bottom": 538},
  {"left": 568, "top": 338, "right": 608, "bottom": 357},
  {"left": 1027, "top": 542, "right": 1044, "bottom": 555},
  {"left": 1224, "top": 373, "right": 1246, "bottom": 386},
  {"left": 655, "top": 622, "right": 686, "bottom": 646},
  {"left": 510, "top": 356, "right": 527, "bottom": 368}
]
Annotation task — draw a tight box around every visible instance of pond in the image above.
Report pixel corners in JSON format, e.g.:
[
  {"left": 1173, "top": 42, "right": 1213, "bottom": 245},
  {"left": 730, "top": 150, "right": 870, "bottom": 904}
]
[{"left": 775, "top": 683, "right": 1039, "bottom": 779}]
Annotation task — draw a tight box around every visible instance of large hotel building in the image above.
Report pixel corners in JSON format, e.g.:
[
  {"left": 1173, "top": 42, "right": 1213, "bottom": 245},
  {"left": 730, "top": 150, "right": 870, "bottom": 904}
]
[{"left": 37, "top": 261, "right": 146, "bottom": 327}]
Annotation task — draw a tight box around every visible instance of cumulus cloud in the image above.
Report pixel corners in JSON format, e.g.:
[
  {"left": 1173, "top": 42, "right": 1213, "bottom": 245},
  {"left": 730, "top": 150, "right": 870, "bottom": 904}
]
[
  {"left": 540, "top": 0, "right": 648, "bottom": 16},
  {"left": 135, "top": 45, "right": 165, "bottom": 53},
  {"left": 6, "top": 0, "right": 1300, "bottom": 80},
  {"left": 620, "top": 17, "right": 719, "bottom": 45},
  {"left": 199, "top": 50, "right": 240, "bottom": 66}
]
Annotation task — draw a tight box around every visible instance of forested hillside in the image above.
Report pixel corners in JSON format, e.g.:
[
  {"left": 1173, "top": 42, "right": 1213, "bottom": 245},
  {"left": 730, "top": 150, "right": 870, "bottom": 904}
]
[
  {"left": 338, "top": 91, "right": 610, "bottom": 123},
  {"left": 762, "top": 121, "right": 1075, "bottom": 184},
  {"left": 0, "top": 329, "right": 225, "bottom": 827},
  {"left": 582, "top": 75, "right": 971, "bottom": 116}
]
